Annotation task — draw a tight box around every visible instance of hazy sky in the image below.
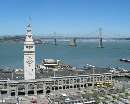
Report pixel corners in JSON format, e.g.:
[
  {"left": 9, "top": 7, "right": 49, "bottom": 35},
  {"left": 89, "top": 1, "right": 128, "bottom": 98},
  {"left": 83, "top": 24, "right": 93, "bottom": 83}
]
[{"left": 0, "top": 0, "right": 130, "bottom": 37}]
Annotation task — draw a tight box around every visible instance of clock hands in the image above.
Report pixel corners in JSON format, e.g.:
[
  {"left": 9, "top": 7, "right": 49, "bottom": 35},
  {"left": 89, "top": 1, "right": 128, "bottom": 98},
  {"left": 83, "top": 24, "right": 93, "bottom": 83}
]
[{"left": 26, "top": 57, "right": 33, "bottom": 67}]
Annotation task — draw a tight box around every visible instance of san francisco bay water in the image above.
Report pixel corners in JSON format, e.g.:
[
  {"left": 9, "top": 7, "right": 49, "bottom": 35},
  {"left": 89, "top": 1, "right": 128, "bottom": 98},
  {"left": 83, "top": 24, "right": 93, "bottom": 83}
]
[{"left": 0, "top": 40, "right": 130, "bottom": 70}]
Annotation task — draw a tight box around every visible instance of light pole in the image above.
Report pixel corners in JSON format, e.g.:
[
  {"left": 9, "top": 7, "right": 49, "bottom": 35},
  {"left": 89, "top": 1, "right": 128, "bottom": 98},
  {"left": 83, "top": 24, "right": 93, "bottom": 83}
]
[{"left": 92, "top": 66, "right": 95, "bottom": 89}]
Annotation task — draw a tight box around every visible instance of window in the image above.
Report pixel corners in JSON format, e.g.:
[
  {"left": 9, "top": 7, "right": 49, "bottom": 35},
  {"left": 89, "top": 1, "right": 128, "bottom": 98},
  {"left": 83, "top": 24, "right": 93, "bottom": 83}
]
[
  {"left": 26, "top": 45, "right": 33, "bottom": 49},
  {"left": 29, "top": 46, "right": 33, "bottom": 49}
]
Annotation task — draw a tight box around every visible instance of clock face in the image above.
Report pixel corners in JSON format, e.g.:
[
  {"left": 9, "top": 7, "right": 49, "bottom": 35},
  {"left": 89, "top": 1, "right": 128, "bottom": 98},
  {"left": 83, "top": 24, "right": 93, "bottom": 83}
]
[{"left": 26, "top": 56, "right": 33, "bottom": 67}]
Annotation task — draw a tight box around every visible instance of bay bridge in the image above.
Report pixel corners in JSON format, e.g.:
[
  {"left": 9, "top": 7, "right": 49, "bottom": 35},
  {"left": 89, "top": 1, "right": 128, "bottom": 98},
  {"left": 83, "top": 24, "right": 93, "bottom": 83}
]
[
  {"left": 2, "top": 28, "right": 129, "bottom": 47},
  {"left": 35, "top": 28, "right": 129, "bottom": 47}
]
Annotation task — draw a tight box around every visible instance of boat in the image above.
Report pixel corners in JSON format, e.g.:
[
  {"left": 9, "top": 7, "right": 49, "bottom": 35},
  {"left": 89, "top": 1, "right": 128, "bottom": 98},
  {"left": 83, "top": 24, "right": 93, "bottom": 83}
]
[
  {"left": 120, "top": 58, "right": 130, "bottom": 63},
  {"left": 125, "top": 60, "right": 130, "bottom": 62},
  {"left": 120, "top": 58, "right": 127, "bottom": 61}
]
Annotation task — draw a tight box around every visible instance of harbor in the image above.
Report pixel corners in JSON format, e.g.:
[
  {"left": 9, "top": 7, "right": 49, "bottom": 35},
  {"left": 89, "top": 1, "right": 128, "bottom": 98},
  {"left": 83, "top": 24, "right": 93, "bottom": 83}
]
[
  {"left": 0, "top": 40, "right": 130, "bottom": 69},
  {"left": 0, "top": 0, "right": 130, "bottom": 103},
  {"left": 0, "top": 4, "right": 129, "bottom": 104},
  {"left": 0, "top": 23, "right": 129, "bottom": 104},
  {"left": 0, "top": 23, "right": 129, "bottom": 103}
]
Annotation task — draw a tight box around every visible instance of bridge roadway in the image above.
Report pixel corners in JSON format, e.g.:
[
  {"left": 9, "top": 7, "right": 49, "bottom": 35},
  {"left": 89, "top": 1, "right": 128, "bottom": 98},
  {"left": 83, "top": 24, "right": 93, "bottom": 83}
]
[
  {"left": 39, "top": 37, "right": 129, "bottom": 40},
  {"left": 40, "top": 37, "right": 98, "bottom": 40},
  {"left": 0, "top": 73, "right": 112, "bottom": 97}
]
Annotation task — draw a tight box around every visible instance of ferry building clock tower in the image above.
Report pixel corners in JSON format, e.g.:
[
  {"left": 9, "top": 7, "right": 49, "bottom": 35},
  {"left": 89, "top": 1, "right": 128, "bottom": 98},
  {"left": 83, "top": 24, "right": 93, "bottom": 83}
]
[{"left": 24, "top": 23, "right": 35, "bottom": 80}]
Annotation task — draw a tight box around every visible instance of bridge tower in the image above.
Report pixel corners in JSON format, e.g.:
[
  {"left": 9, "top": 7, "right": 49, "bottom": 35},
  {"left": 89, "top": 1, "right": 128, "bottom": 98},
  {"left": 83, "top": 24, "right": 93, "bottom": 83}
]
[
  {"left": 98, "top": 28, "right": 104, "bottom": 48},
  {"left": 54, "top": 38, "right": 57, "bottom": 45},
  {"left": 69, "top": 38, "right": 77, "bottom": 47}
]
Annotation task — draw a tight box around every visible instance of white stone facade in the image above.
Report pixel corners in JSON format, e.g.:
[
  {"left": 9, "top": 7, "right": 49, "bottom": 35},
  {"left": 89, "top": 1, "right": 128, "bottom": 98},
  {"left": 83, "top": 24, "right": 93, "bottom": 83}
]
[{"left": 24, "top": 24, "right": 35, "bottom": 80}]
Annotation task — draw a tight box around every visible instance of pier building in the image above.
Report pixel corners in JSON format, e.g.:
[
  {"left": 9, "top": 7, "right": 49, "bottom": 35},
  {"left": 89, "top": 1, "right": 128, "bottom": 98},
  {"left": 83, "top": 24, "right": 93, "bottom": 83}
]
[
  {"left": 41, "top": 59, "right": 60, "bottom": 69},
  {"left": 0, "top": 72, "right": 112, "bottom": 96}
]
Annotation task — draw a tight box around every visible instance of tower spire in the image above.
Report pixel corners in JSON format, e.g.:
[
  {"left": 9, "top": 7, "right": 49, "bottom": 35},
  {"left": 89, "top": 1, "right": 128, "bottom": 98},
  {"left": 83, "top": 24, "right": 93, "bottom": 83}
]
[
  {"left": 28, "top": 16, "right": 32, "bottom": 27},
  {"left": 25, "top": 17, "right": 33, "bottom": 42}
]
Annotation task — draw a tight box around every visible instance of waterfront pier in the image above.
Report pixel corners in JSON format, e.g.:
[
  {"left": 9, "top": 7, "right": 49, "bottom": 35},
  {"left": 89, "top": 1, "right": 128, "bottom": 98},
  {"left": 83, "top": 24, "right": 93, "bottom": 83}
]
[{"left": 0, "top": 72, "right": 112, "bottom": 97}]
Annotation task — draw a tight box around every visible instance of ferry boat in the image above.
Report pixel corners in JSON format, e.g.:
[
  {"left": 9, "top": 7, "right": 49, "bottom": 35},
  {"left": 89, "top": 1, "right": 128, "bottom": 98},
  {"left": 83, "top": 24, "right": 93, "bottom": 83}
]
[{"left": 120, "top": 58, "right": 130, "bottom": 62}]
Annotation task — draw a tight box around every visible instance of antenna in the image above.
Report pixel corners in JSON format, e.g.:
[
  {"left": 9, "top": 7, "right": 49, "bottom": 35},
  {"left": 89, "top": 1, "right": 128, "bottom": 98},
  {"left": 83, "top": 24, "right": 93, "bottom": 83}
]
[
  {"left": 28, "top": 16, "right": 32, "bottom": 25},
  {"left": 26, "top": 16, "right": 32, "bottom": 34}
]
